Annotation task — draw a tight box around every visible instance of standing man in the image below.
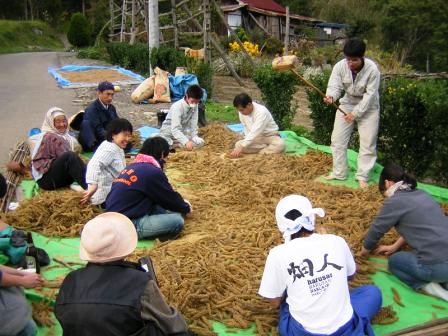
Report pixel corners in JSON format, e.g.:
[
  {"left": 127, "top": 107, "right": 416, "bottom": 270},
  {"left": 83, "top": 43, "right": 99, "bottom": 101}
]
[
  {"left": 230, "top": 93, "right": 285, "bottom": 158},
  {"left": 159, "top": 84, "right": 205, "bottom": 150},
  {"left": 259, "top": 195, "right": 382, "bottom": 336},
  {"left": 78, "top": 81, "right": 119, "bottom": 152},
  {"left": 324, "top": 38, "right": 381, "bottom": 188}
]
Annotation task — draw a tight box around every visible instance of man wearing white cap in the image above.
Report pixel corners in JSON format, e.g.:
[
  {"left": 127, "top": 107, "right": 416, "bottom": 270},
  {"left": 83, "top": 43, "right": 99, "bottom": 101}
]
[
  {"left": 55, "top": 212, "right": 190, "bottom": 336},
  {"left": 259, "top": 195, "right": 382, "bottom": 336}
]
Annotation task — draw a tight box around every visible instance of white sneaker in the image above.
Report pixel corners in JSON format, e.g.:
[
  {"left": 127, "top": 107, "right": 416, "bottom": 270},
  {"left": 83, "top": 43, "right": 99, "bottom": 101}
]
[
  {"left": 70, "top": 184, "right": 85, "bottom": 192},
  {"left": 421, "top": 282, "right": 448, "bottom": 301}
]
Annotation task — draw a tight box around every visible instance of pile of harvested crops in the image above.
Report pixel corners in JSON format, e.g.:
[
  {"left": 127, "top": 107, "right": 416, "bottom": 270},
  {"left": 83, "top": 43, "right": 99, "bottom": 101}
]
[
  {"left": 59, "top": 69, "right": 133, "bottom": 83},
  {"left": 2, "top": 190, "right": 102, "bottom": 237},
  {"left": 129, "top": 123, "right": 401, "bottom": 334}
]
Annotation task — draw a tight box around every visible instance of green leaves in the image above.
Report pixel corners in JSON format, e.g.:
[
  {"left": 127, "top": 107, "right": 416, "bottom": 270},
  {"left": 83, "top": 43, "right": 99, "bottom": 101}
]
[{"left": 253, "top": 64, "right": 298, "bottom": 130}]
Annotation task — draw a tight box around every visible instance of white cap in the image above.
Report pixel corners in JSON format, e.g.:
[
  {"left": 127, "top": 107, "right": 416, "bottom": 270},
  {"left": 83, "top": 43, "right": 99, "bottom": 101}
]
[{"left": 275, "top": 195, "right": 325, "bottom": 242}]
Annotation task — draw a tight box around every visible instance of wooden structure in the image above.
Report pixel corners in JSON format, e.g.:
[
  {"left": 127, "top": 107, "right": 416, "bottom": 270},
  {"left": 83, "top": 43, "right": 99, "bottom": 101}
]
[
  {"left": 219, "top": 0, "right": 321, "bottom": 42},
  {"left": 109, "top": 0, "right": 248, "bottom": 85}
]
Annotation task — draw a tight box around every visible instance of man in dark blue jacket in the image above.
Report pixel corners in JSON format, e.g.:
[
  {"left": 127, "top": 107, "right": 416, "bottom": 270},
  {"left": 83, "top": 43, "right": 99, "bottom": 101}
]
[
  {"left": 106, "top": 137, "right": 191, "bottom": 240},
  {"left": 78, "top": 81, "right": 119, "bottom": 152}
]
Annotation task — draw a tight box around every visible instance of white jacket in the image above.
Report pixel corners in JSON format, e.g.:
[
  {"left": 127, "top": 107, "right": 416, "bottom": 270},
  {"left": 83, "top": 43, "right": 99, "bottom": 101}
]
[
  {"left": 326, "top": 58, "right": 380, "bottom": 118},
  {"left": 239, "top": 102, "right": 279, "bottom": 148}
]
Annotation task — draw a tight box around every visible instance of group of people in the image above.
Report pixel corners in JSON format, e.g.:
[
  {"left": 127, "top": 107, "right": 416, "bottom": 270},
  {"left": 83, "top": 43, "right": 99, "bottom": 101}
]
[{"left": 1, "top": 37, "right": 447, "bottom": 336}]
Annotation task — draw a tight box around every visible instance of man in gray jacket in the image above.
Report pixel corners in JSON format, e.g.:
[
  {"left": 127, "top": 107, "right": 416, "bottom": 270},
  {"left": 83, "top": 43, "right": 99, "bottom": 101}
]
[{"left": 324, "top": 38, "right": 381, "bottom": 188}]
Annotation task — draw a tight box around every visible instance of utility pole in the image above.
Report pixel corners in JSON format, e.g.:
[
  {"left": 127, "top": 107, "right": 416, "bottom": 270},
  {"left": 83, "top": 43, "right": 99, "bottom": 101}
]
[
  {"left": 148, "top": 0, "right": 160, "bottom": 75},
  {"left": 203, "top": 0, "right": 212, "bottom": 63}
]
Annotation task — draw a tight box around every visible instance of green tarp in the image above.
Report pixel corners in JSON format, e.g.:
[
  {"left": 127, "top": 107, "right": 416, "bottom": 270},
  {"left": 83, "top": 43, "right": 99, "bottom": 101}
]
[{"left": 7, "top": 131, "right": 448, "bottom": 335}]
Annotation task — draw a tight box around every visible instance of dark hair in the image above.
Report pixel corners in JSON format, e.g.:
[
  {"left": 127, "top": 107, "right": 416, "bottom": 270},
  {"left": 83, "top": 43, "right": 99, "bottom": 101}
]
[
  {"left": 379, "top": 163, "right": 417, "bottom": 194},
  {"left": 106, "top": 118, "right": 133, "bottom": 142},
  {"left": 0, "top": 173, "right": 6, "bottom": 198},
  {"left": 233, "top": 93, "right": 252, "bottom": 108},
  {"left": 186, "top": 84, "right": 203, "bottom": 100},
  {"left": 140, "top": 137, "right": 170, "bottom": 161},
  {"left": 97, "top": 81, "right": 114, "bottom": 92},
  {"left": 343, "top": 38, "right": 366, "bottom": 58},
  {"left": 290, "top": 227, "right": 314, "bottom": 240}
]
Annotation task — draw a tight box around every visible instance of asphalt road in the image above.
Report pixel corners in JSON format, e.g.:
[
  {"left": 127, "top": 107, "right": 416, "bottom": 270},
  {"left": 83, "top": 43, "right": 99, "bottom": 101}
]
[{"left": 0, "top": 52, "right": 77, "bottom": 167}]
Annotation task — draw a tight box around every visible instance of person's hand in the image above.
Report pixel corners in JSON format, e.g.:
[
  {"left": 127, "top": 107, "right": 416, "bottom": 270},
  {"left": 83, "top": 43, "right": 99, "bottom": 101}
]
[
  {"left": 20, "top": 273, "right": 43, "bottom": 288},
  {"left": 344, "top": 112, "right": 355, "bottom": 123},
  {"left": 323, "top": 96, "right": 334, "bottom": 105},
  {"left": 360, "top": 246, "right": 370, "bottom": 257},
  {"left": 230, "top": 147, "right": 243, "bottom": 158},
  {"left": 80, "top": 184, "right": 98, "bottom": 205},
  {"left": 184, "top": 199, "right": 193, "bottom": 217},
  {"left": 185, "top": 141, "right": 194, "bottom": 151},
  {"left": 375, "top": 244, "right": 399, "bottom": 256}
]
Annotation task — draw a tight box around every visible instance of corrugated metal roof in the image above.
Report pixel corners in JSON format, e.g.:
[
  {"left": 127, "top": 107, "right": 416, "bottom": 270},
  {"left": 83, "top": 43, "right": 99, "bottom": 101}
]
[{"left": 239, "top": 0, "right": 286, "bottom": 14}]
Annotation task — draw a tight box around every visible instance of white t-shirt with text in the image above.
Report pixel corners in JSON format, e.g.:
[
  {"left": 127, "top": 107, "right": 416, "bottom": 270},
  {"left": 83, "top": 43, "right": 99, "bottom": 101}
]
[{"left": 258, "top": 234, "right": 356, "bottom": 334}]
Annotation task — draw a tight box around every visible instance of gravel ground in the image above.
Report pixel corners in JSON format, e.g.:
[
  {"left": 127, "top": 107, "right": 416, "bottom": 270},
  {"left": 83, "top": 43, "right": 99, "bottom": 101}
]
[{"left": 59, "top": 53, "right": 171, "bottom": 128}]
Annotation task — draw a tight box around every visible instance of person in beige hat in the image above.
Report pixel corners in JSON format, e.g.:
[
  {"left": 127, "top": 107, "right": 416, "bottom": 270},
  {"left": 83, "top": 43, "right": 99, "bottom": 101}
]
[{"left": 55, "top": 212, "right": 190, "bottom": 336}]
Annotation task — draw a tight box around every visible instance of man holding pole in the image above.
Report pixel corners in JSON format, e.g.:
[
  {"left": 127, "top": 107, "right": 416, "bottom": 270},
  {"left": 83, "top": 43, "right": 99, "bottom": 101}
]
[{"left": 323, "top": 38, "right": 381, "bottom": 189}]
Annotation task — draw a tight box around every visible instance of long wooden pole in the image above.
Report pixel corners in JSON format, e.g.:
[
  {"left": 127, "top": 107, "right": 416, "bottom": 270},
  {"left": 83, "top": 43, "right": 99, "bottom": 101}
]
[
  {"left": 212, "top": 0, "right": 255, "bottom": 67},
  {"left": 203, "top": 0, "right": 211, "bottom": 62},
  {"left": 181, "top": 3, "right": 245, "bottom": 86},
  {"left": 170, "top": 0, "right": 178, "bottom": 49},
  {"left": 283, "top": 6, "right": 289, "bottom": 55}
]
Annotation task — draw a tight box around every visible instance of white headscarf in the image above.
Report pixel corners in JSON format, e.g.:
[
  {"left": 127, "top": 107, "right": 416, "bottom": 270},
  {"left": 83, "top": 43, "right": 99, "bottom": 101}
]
[
  {"left": 275, "top": 195, "right": 325, "bottom": 242},
  {"left": 41, "top": 107, "right": 78, "bottom": 151}
]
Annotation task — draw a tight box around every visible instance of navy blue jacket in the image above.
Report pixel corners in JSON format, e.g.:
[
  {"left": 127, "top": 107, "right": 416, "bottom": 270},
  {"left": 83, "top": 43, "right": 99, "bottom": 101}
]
[
  {"left": 105, "top": 162, "right": 190, "bottom": 219},
  {"left": 78, "top": 99, "right": 118, "bottom": 151}
]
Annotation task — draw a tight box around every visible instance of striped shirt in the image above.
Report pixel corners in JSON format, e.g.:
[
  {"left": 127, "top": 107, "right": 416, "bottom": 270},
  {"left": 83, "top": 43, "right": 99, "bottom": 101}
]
[{"left": 86, "top": 140, "right": 126, "bottom": 205}]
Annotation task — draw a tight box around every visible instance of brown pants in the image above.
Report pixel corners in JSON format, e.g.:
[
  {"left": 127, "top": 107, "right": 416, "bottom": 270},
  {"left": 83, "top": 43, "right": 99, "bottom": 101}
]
[{"left": 236, "top": 135, "right": 285, "bottom": 154}]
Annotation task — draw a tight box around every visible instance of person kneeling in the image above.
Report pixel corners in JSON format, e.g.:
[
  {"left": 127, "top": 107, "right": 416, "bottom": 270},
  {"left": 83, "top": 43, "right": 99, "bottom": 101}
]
[
  {"left": 259, "top": 195, "right": 382, "bottom": 336},
  {"left": 55, "top": 212, "right": 190, "bottom": 335},
  {"left": 230, "top": 93, "right": 285, "bottom": 158},
  {"left": 106, "top": 137, "right": 191, "bottom": 240}
]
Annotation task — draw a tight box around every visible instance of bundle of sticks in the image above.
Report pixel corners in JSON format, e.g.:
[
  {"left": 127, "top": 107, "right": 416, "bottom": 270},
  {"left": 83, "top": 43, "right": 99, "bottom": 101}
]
[{"left": 1, "top": 141, "right": 30, "bottom": 212}]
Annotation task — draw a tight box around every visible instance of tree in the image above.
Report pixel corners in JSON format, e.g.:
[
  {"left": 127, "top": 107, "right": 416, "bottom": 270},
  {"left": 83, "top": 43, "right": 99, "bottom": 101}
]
[
  {"left": 381, "top": 0, "right": 448, "bottom": 72},
  {"left": 67, "top": 12, "right": 91, "bottom": 47}
]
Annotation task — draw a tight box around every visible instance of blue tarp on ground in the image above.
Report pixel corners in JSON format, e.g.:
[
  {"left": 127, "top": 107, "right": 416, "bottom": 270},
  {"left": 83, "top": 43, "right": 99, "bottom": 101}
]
[
  {"left": 48, "top": 65, "right": 145, "bottom": 88},
  {"left": 168, "top": 74, "right": 207, "bottom": 103}
]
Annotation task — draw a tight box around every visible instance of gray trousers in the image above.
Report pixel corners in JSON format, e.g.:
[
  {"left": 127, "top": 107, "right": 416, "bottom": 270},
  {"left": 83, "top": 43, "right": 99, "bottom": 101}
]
[
  {"left": 330, "top": 107, "right": 379, "bottom": 181},
  {"left": 236, "top": 135, "right": 285, "bottom": 154}
]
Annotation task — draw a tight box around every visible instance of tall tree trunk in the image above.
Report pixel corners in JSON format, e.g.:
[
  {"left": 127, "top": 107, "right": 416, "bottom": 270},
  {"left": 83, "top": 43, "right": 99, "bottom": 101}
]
[
  {"left": 28, "top": 0, "right": 34, "bottom": 21},
  {"left": 24, "top": 0, "right": 28, "bottom": 20},
  {"left": 82, "top": 0, "right": 86, "bottom": 16}
]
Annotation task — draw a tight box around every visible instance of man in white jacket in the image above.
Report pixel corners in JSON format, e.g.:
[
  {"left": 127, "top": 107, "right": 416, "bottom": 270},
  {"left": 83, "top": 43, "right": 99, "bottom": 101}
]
[
  {"left": 324, "top": 38, "right": 381, "bottom": 188},
  {"left": 230, "top": 93, "right": 285, "bottom": 158},
  {"left": 159, "top": 84, "right": 205, "bottom": 150}
]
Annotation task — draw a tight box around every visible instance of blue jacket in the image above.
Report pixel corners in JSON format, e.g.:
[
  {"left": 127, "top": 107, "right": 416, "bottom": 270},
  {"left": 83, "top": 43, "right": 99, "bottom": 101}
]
[
  {"left": 105, "top": 162, "right": 190, "bottom": 219},
  {"left": 78, "top": 99, "right": 118, "bottom": 151}
]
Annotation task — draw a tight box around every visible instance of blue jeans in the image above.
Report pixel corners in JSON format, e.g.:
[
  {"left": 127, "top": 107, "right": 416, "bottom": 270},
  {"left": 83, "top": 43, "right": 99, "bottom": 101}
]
[
  {"left": 388, "top": 251, "right": 448, "bottom": 289},
  {"left": 132, "top": 206, "right": 184, "bottom": 240},
  {"left": 278, "top": 285, "right": 381, "bottom": 336},
  {"left": 16, "top": 319, "right": 37, "bottom": 336}
]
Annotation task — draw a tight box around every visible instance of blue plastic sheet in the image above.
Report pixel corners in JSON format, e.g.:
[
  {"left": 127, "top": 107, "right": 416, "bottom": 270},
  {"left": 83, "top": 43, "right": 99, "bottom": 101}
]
[
  {"left": 48, "top": 65, "right": 145, "bottom": 88},
  {"left": 168, "top": 74, "right": 207, "bottom": 102},
  {"left": 137, "top": 126, "right": 160, "bottom": 140}
]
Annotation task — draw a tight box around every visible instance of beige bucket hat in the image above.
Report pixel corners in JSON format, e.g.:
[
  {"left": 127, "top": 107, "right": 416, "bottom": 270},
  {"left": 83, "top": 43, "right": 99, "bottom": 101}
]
[{"left": 80, "top": 212, "right": 138, "bottom": 263}]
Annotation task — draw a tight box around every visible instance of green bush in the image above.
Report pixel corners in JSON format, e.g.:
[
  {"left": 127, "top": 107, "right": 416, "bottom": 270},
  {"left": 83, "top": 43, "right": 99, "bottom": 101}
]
[
  {"left": 187, "top": 58, "right": 214, "bottom": 99},
  {"left": 150, "top": 45, "right": 186, "bottom": 74},
  {"left": 106, "top": 42, "right": 149, "bottom": 75},
  {"left": 263, "top": 36, "right": 283, "bottom": 55},
  {"left": 77, "top": 46, "right": 107, "bottom": 60},
  {"left": 305, "top": 73, "right": 448, "bottom": 185},
  {"left": 379, "top": 78, "right": 448, "bottom": 183},
  {"left": 252, "top": 64, "right": 298, "bottom": 129},
  {"left": 67, "top": 13, "right": 91, "bottom": 47},
  {"left": 306, "top": 71, "right": 336, "bottom": 145}
]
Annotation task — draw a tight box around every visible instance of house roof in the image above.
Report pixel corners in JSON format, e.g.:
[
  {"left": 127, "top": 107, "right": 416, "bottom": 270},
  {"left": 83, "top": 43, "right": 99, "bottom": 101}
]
[{"left": 239, "top": 0, "right": 286, "bottom": 14}]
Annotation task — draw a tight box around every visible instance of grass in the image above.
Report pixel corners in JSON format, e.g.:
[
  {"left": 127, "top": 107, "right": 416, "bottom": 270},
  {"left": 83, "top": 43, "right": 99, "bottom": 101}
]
[
  {"left": 0, "top": 20, "right": 64, "bottom": 54},
  {"left": 205, "top": 101, "right": 239, "bottom": 123}
]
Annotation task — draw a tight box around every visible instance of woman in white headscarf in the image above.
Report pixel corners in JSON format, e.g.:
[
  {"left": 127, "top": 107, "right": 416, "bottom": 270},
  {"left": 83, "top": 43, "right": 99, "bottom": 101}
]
[{"left": 31, "top": 107, "right": 87, "bottom": 191}]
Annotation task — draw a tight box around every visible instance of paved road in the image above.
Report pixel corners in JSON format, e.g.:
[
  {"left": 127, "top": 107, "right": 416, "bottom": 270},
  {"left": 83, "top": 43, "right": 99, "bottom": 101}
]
[{"left": 0, "top": 52, "right": 77, "bottom": 166}]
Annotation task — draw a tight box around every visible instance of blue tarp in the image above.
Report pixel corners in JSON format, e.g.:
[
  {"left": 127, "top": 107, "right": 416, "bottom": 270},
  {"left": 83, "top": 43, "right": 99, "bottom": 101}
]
[
  {"left": 168, "top": 74, "right": 207, "bottom": 103},
  {"left": 137, "top": 126, "right": 160, "bottom": 140},
  {"left": 48, "top": 65, "right": 145, "bottom": 88}
]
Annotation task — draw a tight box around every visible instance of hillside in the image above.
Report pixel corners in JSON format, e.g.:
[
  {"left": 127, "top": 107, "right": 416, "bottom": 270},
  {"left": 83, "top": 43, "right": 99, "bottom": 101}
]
[{"left": 0, "top": 20, "right": 64, "bottom": 54}]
